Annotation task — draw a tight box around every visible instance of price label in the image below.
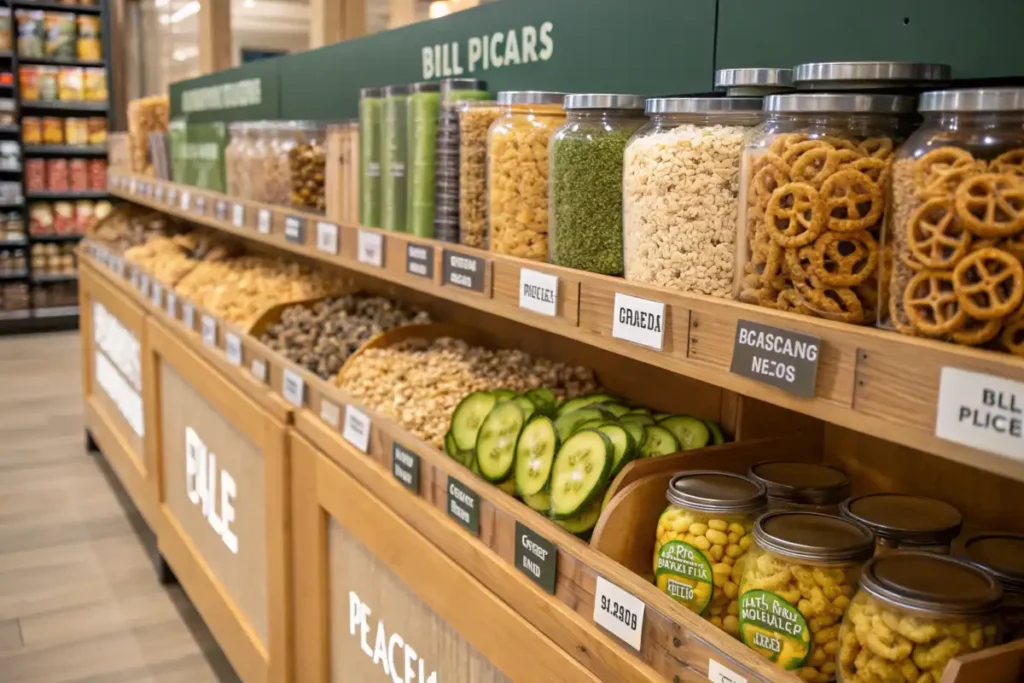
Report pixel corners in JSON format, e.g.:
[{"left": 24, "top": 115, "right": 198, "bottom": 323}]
[
  {"left": 165, "top": 290, "right": 177, "bottom": 317},
  {"left": 357, "top": 230, "right": 384, "bottom": 267},
  {"left": 282, "top": 368, "right": 305, "bottom": 407},
  {"left": 441, "top": 249, "right": 487, "bottom": 293},
  {"left": 225, "top": 332, "right": 242, "bottom": 366},
  {"left": 515, "top": 522, "right": 557, "bottom": 594},
  {"left": 257, "top": 209, "right": 271, "bottom": 234},
  {"left": 284, "top": 216, "right": 305, "bottom": 243},
  {"left": 316, "top": 221, "right": 339, "bottom": 254},
  {"left": 232, "top": 203, "right": 245, "bottom": 228},
  {"left": 151, "top": 281, "right": 162, "bottom": 307},
  {"left": 251, "top": 358, "right": 268, "bottom": 383},
  {"left": 612, "top": 292, "right": 666, "bottom": 350},
  {"left": 343, "top": 404, "right": 371, "bottom": 452},
  {"left": 215, "top": 200, "right": 228, "bottom": 221},
  {"left": 319, "top": 400, "right": 340, "bottom": 429},
  {"left": 519, "top": 268, "right": 558, "bottom": 317},
  {"left": 154, "top": 184, "right": 164, "bottom": 202},
  {"left": 113, "top": 258, "right": 125, "bottom": 278},
  {"left": 936, "top": 367, "right": 1024, "bottom": 460},
  {"left": 180, "top": 190, "right": 191, "bottom": 212},
  {"left": 130, "top": 269, "right": 140, "bottom": 289},
  {"left": 201, "top": 315, "right": 217, "bottom": 347},
  {"left": 194, "top": 196, "right": 207, "bottom": 214},
  {"left": 182, "top": 301, "right": 195, "bottom": 329},
  {"left": 446, "top": 476, "right": 479, "bottom": 535},
  {"left": 139, "top": 273, "right": 150, "bottom": 297},
  {"left": 593, "top": 576, "right": 645, "bottom": 651},
  {"left": 142, "top": 183, "right": 150, "bottom": 196},
  {"left": 129, "top": 178, "right": 138, "bottom": 194},
  {"left": 709, "top": 660, "right": 748, "bottom": 683},
  {"left": 167, "top": 187, "right": 178, "bottom": 206},
  {"left": 406, "top": 243, "right": 434, "bottom": 279},
  {"left": 730, "top": 320, "right": 821, "bottom": 398},
  {"left": 392, "top": 443, "right": 420, "bottom": 493}
]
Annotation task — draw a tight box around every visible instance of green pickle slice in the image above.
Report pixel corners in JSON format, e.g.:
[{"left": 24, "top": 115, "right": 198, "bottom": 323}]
[
  {"left": 655, "top": 540, "right": 714, "bottom": 615},
  {"left": 738, "top": 589, "right": 812, "bottom": 670}
]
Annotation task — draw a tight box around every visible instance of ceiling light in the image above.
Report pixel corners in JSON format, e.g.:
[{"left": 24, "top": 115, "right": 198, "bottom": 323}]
[
  {"left": 243, "top": 0, "right": 255, "bottom": 7},
  {"left": 169, "top": 0, "right": 200, "bottom": 23},
  {"left": 154, "top": 0, "right": 169, "bottom": 6},
  {"left": 159, "top": 14, "right": 170, "bottom": 24},
  {"left": 428, "top": 1, "right": 449, "bottom": 19}
]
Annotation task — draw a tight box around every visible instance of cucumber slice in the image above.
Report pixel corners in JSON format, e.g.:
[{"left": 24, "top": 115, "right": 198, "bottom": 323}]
[
  {"left": 574, "top": 418, "right": 611, "bottom": 433},
  {"left": 556, "top": 393, "right": 618, "bottom": 417},
  {"left": 595, "top": 403, "right": 631, "bottom": 418},
  {"left": 475, "top": 402, "right": 526, "bottom": 483},
  {"left": 444, "top": 431, "right": 458, "bottom": 458},
  {"left": 641, "top": 425, "right": 680, "bottom": 458},
  {"left": 451, "top": 392, "right": 498, "bottom": 452},
  {"left": 625, "top": 408, "right": 652, "bottom": 416},
  {"left": 554, "top": 497, "right": 602, "bottom": 536},
  {"left": 514, "top": 415, "right": 559, "bottom": 497},
  {"left": 498, "top": 478, "right": 518, "bottom": 496},
  {"left": 659, "top": 415, "right": 711, "bottom": 451},
  {"left": 598, "top": 423, "right": 637, "bottom": 475},
  {"left": 555, "top": 407, "right": 612, "bottom": 442},
  {"left": 511, "top": 395, "right": 537, "bottom": 421},
  {"left": 522, "top": 490, "right": 551, "bottom": 513},
  {"left": 525, "top": 388, "right": 557, "bottom": 415},
  {"left": 549, "top": 429, "right": 612, "bottom": 519},
  {"left": 621, "top": 413, "right": 655, "bottom": 427},
  {"left": 489, "top": 389, "right": 518, "bottom": 401},
  {"left": 704, "top": 419, "right": 726, "bottom": 445},
  {"left": 653, "top": 412, "right": 671, "bottom": 421},
  {"left": 619, "top": 419, "right": 646, "bottom": 453}
]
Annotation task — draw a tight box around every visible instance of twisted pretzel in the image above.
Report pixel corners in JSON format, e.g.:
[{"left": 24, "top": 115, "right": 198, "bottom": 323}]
[
  {"left": 783, "top": 141, "right": 841, "bottom": 187},
  {"left": 793, "top": 279, "right": 866, "bottom": 324},
  {"left": 907, "top": 197, "right": 972, "bottom": 269},
  {"left": 952, "top": 247, "right": 1024, "bottom": 320},
  {"left": 913, "top": 147, "right": 982, "bottom": 199},
  {"left": 903, "top": 270, "right": 967, "bottom": 336},
  {"left": 820, "top": 169, "right": 884, "bottom": 232},
  {"left": 859, "top": 138, "right": 894, "bottom": 160},
  {"left": 810, "top": 230, "right": 879, "bottom": 287},
  {"left": 991, "top": 149, "right": 1024, "bottom": 177},
  {"left": 765, "top": 182, "right": 825, "bottom": 248},
  {"left": 954, "top": 173, "right": 1024, "bottom": 238}
]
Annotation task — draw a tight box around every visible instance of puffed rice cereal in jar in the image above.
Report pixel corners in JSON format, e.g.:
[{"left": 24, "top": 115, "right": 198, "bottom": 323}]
[
  {"left": 654, "top": 471, "right": 767, "bottom": 638},
  {"left": 739, "top": 511, "right": 874, "bottom": 682},
  {"left": 838, "top": 553, "right": 1001, "bottom": 683}
]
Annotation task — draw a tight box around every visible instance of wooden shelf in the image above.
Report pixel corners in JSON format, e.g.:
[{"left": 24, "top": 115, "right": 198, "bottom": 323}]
[
  {"left": 105, "top": 173, "right": 1024, "bottom": 484},
  {"left": 24, "top": 145, "right": 107, "bottom": 157}
]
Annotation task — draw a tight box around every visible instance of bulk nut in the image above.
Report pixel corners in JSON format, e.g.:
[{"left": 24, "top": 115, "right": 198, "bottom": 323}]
[{"left": 288, "top": 142, "right": 326, "bottom": 211}]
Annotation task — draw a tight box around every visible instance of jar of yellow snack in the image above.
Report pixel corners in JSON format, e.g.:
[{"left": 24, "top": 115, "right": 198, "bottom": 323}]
[
  {"left": 840, "top": 493, "right": 962, "bottom": 555},
  {"left": 748, "top": 461, "right": 851, "bottom": 514},
  {"left": 954, "top": 531, "right": 1024, "bottom": 641},
  {"left": 739, "top": 511, "right": 874, "bottom": 682},
  {"left": 486, "top": 91, "right": 565, "bottom": 260},
  {"left": 838, "top": 552, "right": 1002, "bottom": 683},
  {"left": 654, "top": 471, "right": 767, "bottom": 638}
]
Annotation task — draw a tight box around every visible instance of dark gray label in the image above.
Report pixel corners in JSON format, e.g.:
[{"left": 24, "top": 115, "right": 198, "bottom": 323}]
[
  {"left": 215, "top": 200, "right": 228, "bottom": 220},
  {"left": 442, "top": 249, "right": 486, "bottom": 293},
  {"left": 195, "top": 196, "right": 207, "bottom": 214},
  {"left": 730, "top": 319, "right": 821, "bottom": 398},
  {"left": 392, "top": 443, "right": 420, "bottom": 493},
  {"left": 515, "top": 522, "right": 557, "bottom": 594},
  {"left": 406, "top": 242, "right": 434, "bottom": 279},
  {"left": 285, "top": 216, "right": 305, "bottom": 243},
  {"left": 447, "top": 476, "right": 479, "bottom": 535}
]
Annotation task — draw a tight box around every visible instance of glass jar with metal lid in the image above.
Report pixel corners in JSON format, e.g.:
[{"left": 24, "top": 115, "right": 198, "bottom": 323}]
[
  {"left": 359, "top": 87, "right": 384, "bottom": 227},
  {"left": 654, "top": 471, "right": 767, "bottom": 638},
  {"left": 955, "top": 531, "right": 1024, "bottom": 641},
  {"left": 623, "top": 96, "right": 762, "bottom": 297},
  {"left": 381, "top": 84, "right": 410, "bottom": 231},
  {"left": 838, "top": 552, "right": 1002, "bottom": 683},
  {"left": 549, "top": 94, "right": 646, "bottom": 275},
  {"left": 793, "top": 61, "right": 951, "bottom": 91},
  {"left": 287, "top": 121, "right": 327, "bottom": 212},
  {"left": 882, "top": 88, "right": 1024, "bottom": 353},
  {"left": 407, "top": 81, "right": 441, "bottom": 237},
  {"left": 748, "top": 461, "right": 851, "bottom": 513},
  {"left": 487, "top": 91, "right": 565, "bottom": 259},
  {"left": 434, "top": 78, "right": 488, "bottom": 243},
  {"left": 224, "top": 122, "right": 249, "bottom": 199},
  {"left": 840, "top": 493, "right": 963, "bottom": 555},
  {"left": 738, "top": 511, "right": 874, "bottom": 680},
  {"left": 715, "top": 68, "right": 794, "bottom": 97},
  {"left": 458, "top": 99, "right": 500, "bottom": 248},
  {"left": 735, "top": 93, "right": 916, "bottom": 324}
]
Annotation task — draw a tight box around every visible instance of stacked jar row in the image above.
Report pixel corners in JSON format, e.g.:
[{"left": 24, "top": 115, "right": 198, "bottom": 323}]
[{"left": 224, "top": 121, "right": 326, "bottom": 212}]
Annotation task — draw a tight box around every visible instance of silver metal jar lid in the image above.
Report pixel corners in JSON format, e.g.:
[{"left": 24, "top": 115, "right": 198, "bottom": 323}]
[
  {"left": 793, "top": 61, "right": 951, "bottom": 90},
  {"left": 496, "top": 91, "right": 565, "bottom": 106},
  {"left": 383, "top": 84, "right": 410, "bottom": 96},
  {"left": 753, "top": 511, "right": 875, "bottom": 564},
  {"left": 748, "top": 461, "right": 851, "bottom": 506},
  {"left": 564, "top": 94, "right": 646, "bottom": 111},
  {"left": 645, "top": 96, "right": 763, "bottom": 115},
  {"left": 955, "top": 531, "right": 1024, "bottom": 591},
  {"left": 360, "top": 86, "right": 383, "bottom": 99},
  {"left": 919, "top": 88, "right": 1024, "bottom": 112},
  {"left": 715, "top": 68, "right": 794, "bottom": 90},
  {"left": 665, "top": 471, "right": 766, "bottom": 514},
  {"left": 765, "top": 92, "right": 916, "bottom": 114},
  {"left": 841, "top": 493, "right": 963, "bottom": 545},
  {"left": 411, "top": 81, "right": 441, "bottom": 94},
  {"left": 860, "top": 552, "right": 1003, "bottom": 618},
  {"left": 441, "top": 78, "right": 486, "bottom": 93}
]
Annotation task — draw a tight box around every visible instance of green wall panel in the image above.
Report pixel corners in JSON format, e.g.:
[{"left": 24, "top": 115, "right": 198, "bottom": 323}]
[
  {"left": 169, "top": 58, "right": 282, "bottom": 122},
  {"left": 715, "top": 0, "right": 1024, "bottom": 80}
]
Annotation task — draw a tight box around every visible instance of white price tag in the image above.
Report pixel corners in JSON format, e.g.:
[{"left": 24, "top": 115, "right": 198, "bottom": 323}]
[
  {"left": 251, "top": 358, "right": 268, "bottom": 383},
  {"left": 316, "top": 221, "right": 339, "bottom": 254},
  {"left": 130, "top": 269, "right": 140, "bottom": 288},
  {"left": 225, "top": 332, "right": 242, "bottom": 366},
  {"left": 167, "top": 187, "right": 178, "bottom": 206},
  {"left": 151, "top": 281, "right": 162, "bottom": 307},
  {"left": 180, "top": 190, "right": 191, "bottom": 211},
  {"left": 129, "top": 178, "right": 138, "bottom": 194},
  {"left": 709, "top": 660, "right": 748, "bottom": 683},
  {"left": 154, "top": 184, "right": 164, "bottom": 202},
  {"left": 319, "top": 400, "right": 340, "bottom": 429},
  {"left": 343, "top": 404, "right": 371, "bottom": 453},
  {"left": 936, "top": 367, "right": 1023, "bottom": 461},
  {"left": 282, "top": 368, "right": 305, "bottom": 407},
  {"left": 201, "top": 315, "right": 217, "bottom": 347},
  {"left": 114, "top": 258, "right": 125, "bottom": 277},
  {"left": 519, "top": 268, "right": 558, "bottom": 317},
  {"left": 166, "top": 290, "right": 177, "bottom": 317},
  {"left": 232, "top": 203, "right": 245, "bottom": 228},
  {"left": 611, "top": 292, "right": 666, "bottom": 350},
  {"left": 257, "top": 209, "right": 271, "bottom": 234},
  {"left": 139, "top": 273, "right": 150, "bottom": 297},
  {"left": 357, "top": 229, "right": 384, "bottom": 267},
  {"left": 182, "top": 302, "right": 195, "bottom": 329},
  {"left": 592, "top": 576, "right": 645, "bottom": 651}
]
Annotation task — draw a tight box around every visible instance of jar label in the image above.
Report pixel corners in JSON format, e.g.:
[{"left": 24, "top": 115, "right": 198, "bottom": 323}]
[
  {"left": 738, "top": 589, "right": 811, "bottom": 670},
  {"left": 654, "top": 540, "right": 713, "bottom": 614}
]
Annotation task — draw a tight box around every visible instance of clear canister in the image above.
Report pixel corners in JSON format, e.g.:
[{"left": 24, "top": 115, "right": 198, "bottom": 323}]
[
  {"left": 381, "top": 84, "right": 410, "bottom": 231},
  {"left": 359, "top": 87, "right": 383, "bottom": 227},
  {"left": 225, "top": 121, "right": 248, "bottom": 199},
  {"left": 883, "top": 88, "right": 1024, "bottom": 354},
  {"left": 738, "top": 511, "right": 874, "bottom": 680},
  {"left": 840, "top": 493, "right": 963, "bottom": 555},
  {"left": 715, "top": 67, "right": 794, "bottom": 97},
  {"left": 624, "top": 97, "right": 762, "bottom": 296},
  {"left": 735, "top": 93, "right": 917, "bottom": 323},
  {"left": 288, "top": 122, "right": 326, "bottom": 212},
  {"left": 247, "top": 121, "right": 270, "bottom": 203},
  {"left": 487, "top": 91, "right": 565, "bottom": 259},
  {"left": 263, "top": 122, "right": 299, "bottom": 206},
  {"left": 458, "top": 100, "right": 500, "bottom": 248},
  {"left": 550, "top": 94, "right": 646, "bottom": 275},
  {"left": 747, "top": 461, "right": 851, "bottom": 513},
  {"left": 654, "top": 471, "right": 767, "bottom": 638},
  {"left": 434, "top": 78, "right": 488, "bottom": 244},
  {"left": 954, "top": 531, "right": 1024, "bottom": 641},
  {"left": 838, "top": 553, "right": 1001, "bottom": 683},
  {"left": 408, "top": 81, "right": 441, "bottom": 238}
]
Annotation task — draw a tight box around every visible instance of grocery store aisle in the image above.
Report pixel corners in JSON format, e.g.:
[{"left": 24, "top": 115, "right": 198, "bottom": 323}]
[{"left": 0, "top": 332, "right": 240, "bottom": 683}]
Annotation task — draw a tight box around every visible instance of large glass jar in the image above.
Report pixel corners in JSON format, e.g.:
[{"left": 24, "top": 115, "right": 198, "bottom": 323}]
[
  {"left": 840, "top": 493, "right": 963, "bottom": 555},
  {"left": 654, "top": 471, "right": 767, "bottom": 638},
  {"left": 735, "top": 93, "right": 916, "bottom": 324},
  {"left": 225, "top": 122, "right": 243, "bottom": 198},
  {"left": 747, "top": 461, "right": 851, "bottom": 514},
  {"left": 434, "top": 78, "right": 488, "bottom": 244},
  {"left": 838, "top": 553, "right": 1001, "bottom": 683},
  {"left": 883, "top": 88, "right": 1024, "bottom": 354},
  {"left": 381, "top": 84, "right": 410, "bottom": 231},
  {"left": 739, "top": 511, "right": 874, "bottom": 681},
  {"left": 716, "top": 68, "right": 794, "bottom": 97},
  {"left": 246, "top": 121, "right": 269, "bottom": 203},
  {"left": 359, "top": 87, "right": 383, "bottom": 227},
  {"left": 624, "top": 97, "right": 762, "bottom": 296},
  {"left": 487, "top": 91, "right": 565, "bottom": 259},
  {"left": 288, "top": 122, "right": 326, "bottom": 212},
  {"left": 550, "top": 94, "right": 645, "bottom": 275},
  {"left": 458, "top": 100, "right": 500, "bottom": 248},
  {"left": 954, "top": 531, "right": 1024, "bottom": 641},
  {"left": 408, "top": 81, "right": 441, "bottom": 238},
  {"left": 792, "top": 61, "right": 951, "bottom": 92}
]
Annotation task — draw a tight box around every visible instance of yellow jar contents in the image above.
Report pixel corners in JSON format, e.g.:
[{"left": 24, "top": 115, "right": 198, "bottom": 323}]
[
  {"left": 954, "top": 531, "right": 1024, "bottom": 642},
  {"left": 837, "top": 553, "right": 1002, "bottom": 683},
  {"left": 653, "top": 471, "right": 766, "bottom": 638}
]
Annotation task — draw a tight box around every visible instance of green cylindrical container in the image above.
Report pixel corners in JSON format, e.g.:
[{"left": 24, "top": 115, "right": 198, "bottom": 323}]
[
  {"left": 434, "top": 78, "right": 488, "bottom": 243},
  {"left": 381, "top": 84, "right": 410, "bottom": 232},
  {"left": 359, "top": 86, "right": 383, "bottom": 227},
  {"left": 407, "top": 81, "right": 442, "bottom": 237}
]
